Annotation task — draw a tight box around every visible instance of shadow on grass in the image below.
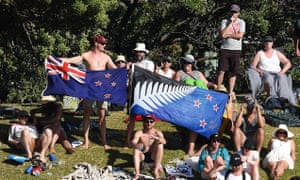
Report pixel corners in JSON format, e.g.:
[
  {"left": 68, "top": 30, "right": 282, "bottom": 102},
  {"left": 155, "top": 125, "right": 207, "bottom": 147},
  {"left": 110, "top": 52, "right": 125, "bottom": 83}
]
[{"left": 106, "top": 149, "right": 132, "bottom": 168}]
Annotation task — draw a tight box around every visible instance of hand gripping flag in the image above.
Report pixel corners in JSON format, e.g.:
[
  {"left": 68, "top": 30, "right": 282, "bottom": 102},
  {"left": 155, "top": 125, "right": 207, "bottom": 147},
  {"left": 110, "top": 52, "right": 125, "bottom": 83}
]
[
  {"left": 43, "top": 55, "right": 127, "bottom": 106},
  {"left": 129, "top": 66, "right": 228, "bottom": 139}
]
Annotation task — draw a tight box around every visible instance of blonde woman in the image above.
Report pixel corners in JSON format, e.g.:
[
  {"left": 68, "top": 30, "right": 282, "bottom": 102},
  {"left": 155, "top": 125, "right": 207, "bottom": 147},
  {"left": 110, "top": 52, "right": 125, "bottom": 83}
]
[{"left": 263, "top": 124, "right": 296, "bottom": 180}]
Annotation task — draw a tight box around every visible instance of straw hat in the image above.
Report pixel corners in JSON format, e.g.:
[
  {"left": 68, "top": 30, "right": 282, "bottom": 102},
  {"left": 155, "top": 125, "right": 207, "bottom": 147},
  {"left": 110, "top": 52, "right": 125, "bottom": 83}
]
[
  {"left": 115, "top": 55, "right": 126, "bottom": 63},
  {"left": 272, "top": 124, "right": 294, "bottom": 138},
  {"left": 133, "top": 43, "right": 149, "bottom": 54}
]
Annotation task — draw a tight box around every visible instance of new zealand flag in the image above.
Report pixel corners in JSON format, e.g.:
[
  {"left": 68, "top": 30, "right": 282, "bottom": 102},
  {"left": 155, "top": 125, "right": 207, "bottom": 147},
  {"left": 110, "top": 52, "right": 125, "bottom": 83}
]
[{"left": 43, "top": 55, "right": 127, "bottom": 106}]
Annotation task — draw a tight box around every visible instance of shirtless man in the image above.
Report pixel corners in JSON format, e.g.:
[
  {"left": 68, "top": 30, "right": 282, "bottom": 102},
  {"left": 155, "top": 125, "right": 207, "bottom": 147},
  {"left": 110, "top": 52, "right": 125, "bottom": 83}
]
[
  {"left": 60, "top": 35, "right": 117, "bottom": 149},
  {"left": 131, "top": 114, "right": 166, "bottom": 180}
]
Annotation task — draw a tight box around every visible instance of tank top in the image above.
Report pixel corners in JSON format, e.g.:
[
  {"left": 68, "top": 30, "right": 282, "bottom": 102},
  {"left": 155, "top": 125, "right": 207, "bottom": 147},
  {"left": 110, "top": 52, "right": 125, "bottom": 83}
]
[{"left": 258, "top": 50, "right": 281, "bottom": 73}]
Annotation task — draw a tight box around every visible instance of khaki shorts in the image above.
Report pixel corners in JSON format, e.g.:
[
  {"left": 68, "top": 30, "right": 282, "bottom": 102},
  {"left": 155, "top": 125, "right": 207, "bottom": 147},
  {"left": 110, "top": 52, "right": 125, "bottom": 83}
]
[{"left": 82, "top": 100, "right": 108, "bottom": 110}]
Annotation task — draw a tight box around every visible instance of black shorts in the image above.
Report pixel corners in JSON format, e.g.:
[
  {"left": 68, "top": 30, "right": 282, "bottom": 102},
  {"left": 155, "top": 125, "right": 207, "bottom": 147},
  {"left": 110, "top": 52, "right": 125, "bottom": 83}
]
[{"left": 218, "top": 49, "right": 241, "bottom": 75}]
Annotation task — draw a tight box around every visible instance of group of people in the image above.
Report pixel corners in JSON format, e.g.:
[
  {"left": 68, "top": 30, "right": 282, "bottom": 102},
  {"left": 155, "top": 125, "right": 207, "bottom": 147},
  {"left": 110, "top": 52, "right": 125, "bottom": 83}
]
[
  {"left": 7, "top": 3, "right": 299, "bottom": 180},
  {"left": 8, "top": 95, "right": 74, "bottom": 164}
]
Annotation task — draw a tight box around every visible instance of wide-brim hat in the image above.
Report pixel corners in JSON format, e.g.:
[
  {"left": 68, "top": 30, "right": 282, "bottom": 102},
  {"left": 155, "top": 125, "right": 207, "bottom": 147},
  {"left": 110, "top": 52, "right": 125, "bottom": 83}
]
[
  {"left": 181, "top": 54, "right": 195, "bottom": 64},
  {"left": 115, "top": 55, "right": 126, "bottom": 63},
  {"left": 272, "top": 124, "right": 294, "bottom": 138},
  {"left": 133, "top": 43, "right": 149, "bottom": 54},
  {"left": 41, "top": 95, "right": 56, "bottom": 103}
]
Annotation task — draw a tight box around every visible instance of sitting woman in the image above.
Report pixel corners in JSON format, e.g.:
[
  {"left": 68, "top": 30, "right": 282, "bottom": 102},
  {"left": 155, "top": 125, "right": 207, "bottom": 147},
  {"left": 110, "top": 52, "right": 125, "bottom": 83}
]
[
  {"left": 174, "top": 54, "right": 217, "bottom": 156},
  {"left": 263, "top": 124, "right": 296, "bottom": 180},
  {"left": 30, "top": 95, "right": 74, "bottom": 162},
  {"left": 250, "top": 35, "right": 296, "bottom": 105},
  {"left": 8, "top": 110, "right": 40, "bottom": 159}
]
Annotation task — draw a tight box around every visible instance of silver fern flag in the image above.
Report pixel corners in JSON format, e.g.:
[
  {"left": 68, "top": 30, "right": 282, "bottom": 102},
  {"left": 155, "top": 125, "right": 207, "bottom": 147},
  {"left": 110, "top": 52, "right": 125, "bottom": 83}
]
[{"left": 129, "top": 66, "right": 228, "bottom": 139}]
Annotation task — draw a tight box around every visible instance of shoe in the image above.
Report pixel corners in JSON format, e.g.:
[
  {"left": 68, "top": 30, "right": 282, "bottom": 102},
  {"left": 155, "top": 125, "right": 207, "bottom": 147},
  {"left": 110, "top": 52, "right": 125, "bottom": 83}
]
[{"left": 217, "top": 85, "right": 228, "bottom": 92}]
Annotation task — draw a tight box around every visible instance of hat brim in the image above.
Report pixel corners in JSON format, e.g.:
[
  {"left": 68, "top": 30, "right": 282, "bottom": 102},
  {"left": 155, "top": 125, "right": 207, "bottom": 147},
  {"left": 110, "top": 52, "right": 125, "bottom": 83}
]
[
  {"left": 272, "top": 128, "right": 294, "bottom": 138},
  {"left": 133, "top": 48, "right": 149, "bottom": 54}
]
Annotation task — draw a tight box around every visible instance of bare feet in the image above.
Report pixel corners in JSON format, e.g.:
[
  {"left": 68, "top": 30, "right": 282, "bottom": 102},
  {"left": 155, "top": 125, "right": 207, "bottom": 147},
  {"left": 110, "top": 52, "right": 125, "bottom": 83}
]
[
  {"left": 49, "top": 147, "right": 56, "bottom": 154},
  {"left": 104, "top": 144, "right": 111, "bottom": 150},
  {"left": 67, "top": 147, "right": 75, "bottom": 154},
  {"left": 133, "top": 174, "right": 139, "bottom": 180},
  {"left": 81, "top": 143, "right": 89, "bottom": 149}
]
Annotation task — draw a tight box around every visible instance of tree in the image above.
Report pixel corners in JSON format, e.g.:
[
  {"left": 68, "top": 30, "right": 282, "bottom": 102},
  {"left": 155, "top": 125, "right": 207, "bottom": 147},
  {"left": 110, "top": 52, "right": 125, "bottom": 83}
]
[{"left": 0, "top": 0, "right": 299, "bottom": 102}]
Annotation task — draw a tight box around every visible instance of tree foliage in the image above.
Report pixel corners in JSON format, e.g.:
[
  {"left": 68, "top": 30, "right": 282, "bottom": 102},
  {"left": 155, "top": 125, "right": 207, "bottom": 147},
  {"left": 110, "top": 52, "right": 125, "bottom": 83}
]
[{"left": 0, "top": 0, "right": 299, "bottom": 103}]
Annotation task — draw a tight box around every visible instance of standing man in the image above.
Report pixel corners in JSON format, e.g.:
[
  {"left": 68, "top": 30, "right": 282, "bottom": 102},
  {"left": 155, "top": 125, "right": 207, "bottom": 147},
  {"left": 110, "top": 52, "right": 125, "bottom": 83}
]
[
  {"left": 294, "top": 13, "right": 300, "bottom": 56},
  {"left": 217, "top": 4, "right": 246, "bottom": 100},
  {"left": 60, "top": 35, "right": 117, "bottom": 149},
  {"left": 126, "top": 42, "right": 154, "bottom": 148},
  {"left": 132, "top": 114, "right": 166, "bottom": 180}
]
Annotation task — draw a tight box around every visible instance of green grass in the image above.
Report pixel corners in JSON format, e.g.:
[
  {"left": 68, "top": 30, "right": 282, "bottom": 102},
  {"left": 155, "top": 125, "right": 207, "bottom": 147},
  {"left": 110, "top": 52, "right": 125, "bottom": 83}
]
[{"left": 0, "top": 103, "right": 299, "bottom": 179}]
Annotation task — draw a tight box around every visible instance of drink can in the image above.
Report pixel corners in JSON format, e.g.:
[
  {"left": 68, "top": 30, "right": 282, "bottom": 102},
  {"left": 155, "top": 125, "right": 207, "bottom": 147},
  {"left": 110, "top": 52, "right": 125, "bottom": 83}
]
[
  {"left": 32, "top": 167, "right": 42, "bottom": 176},
  {"left": 24, "top": 166, "right": 33, "bottom": 174},
  {"left": 48, "top": 153, "right": 57, "bottom": 162}
]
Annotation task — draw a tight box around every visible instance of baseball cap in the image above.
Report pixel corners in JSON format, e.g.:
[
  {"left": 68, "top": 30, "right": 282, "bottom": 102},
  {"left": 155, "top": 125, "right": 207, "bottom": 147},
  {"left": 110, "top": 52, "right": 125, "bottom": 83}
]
[
  {"left": 209, "top": 134, "right": 220, "bottom": 142},
  {"left": 230, "top": 153, "right": 243, "bottom": 166},
  {"left": 263, "top": 36, "right": 273, "bottom": 42},
  {"left": 230, "top": 4, "right": 240, "bottom": 12}
]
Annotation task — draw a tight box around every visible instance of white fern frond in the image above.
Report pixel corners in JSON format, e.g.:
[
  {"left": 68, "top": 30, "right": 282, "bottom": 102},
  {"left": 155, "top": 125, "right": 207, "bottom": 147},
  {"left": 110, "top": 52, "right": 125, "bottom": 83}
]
[{"left": 132, "top": 80, "right": 195, "bottom": 112}]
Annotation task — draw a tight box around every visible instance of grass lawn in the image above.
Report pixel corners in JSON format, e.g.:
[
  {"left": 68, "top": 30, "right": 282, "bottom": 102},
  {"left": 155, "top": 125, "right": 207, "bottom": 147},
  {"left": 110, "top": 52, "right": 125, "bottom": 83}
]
[{"left": 0, "top": 101, "right": 299, "bottom": 179}]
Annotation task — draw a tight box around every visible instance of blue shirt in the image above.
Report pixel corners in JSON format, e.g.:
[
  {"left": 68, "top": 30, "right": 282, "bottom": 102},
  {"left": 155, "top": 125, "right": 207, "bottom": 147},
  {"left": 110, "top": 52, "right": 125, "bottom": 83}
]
[{"left": 198, "top": 146, "right": 230, "bottom": 175}]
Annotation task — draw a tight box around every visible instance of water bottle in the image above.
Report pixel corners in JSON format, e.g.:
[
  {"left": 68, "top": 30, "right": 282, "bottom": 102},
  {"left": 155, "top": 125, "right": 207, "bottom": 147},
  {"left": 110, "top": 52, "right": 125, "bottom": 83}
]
[
  {"left": 32, "top": 167, "right": 42, "bottom": 176},
  {"left": 24, "top": 166, "right": 33, "bottom": 174},
  {"left": 48, "top": 153, "right": 57, "bottom": 162},
  {"left": 7, "top": 154, "right": 29, "bottom": 163}
]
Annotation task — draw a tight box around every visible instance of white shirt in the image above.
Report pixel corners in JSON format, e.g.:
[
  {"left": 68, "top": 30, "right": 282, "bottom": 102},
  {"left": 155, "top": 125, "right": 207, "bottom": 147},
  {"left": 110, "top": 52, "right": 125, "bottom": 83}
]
[
  {"left": 135, "top": 59, "right": 155, "bottom": 72},
  {"left": 226, "top": 172, "right": 251, "bottom": 180},
  {"left": 258, "top": 50, "right": 281, "bottom": 73}
]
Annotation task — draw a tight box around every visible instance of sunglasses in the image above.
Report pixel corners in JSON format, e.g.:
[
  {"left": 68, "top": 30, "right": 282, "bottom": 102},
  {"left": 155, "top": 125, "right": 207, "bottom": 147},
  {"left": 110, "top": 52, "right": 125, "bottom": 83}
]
[
  {"left": 116, "top": 61, "right": 125, "bottom": 64},
  {"left": 211, "top": 139, "right": 220, "bottom": 143},
  {"left": 144, "top": 119, "right": 155, "bottom": 124},
  {"left": 277, "top": 131, "right": 287, "bottom": 135},
  {"left": 97, "top": 42, "right": 106, "bottom": 46}
]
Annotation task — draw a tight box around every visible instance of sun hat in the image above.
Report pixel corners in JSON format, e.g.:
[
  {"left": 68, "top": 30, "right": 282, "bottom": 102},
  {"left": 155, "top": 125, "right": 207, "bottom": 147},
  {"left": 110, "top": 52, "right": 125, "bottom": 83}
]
[
  {"left": 181, "top": 54, "right": 195, "bottom": 64},
  {"left": 263, "top": 36, "right": 273, "bottom": 42},
  {"left": 93, "top": 35, "right": 108, "bottom": 44},
  {"left": 133, "top": 43, "right": 149, "bottom": 54},
  {"left": 230, "top": 153, "right": 243, "bottom": 166},
  {"left": 230, "top": 4, "right": 240, "bottom": 12},
  {"left": 272, "top": 124, "right": 294, "bottom": 138},
  {"left": 41, "top": 95, "right": 56, "bottom": 103},
  {"left": 115, "top": 55, "right": 126, "bottom": 63}
]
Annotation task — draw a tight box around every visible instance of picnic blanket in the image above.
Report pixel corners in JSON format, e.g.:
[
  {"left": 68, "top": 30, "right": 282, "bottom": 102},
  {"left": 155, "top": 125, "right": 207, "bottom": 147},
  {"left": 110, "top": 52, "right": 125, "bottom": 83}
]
[{"left": 61, "top": 163, "right": 131, "bottom": 180}]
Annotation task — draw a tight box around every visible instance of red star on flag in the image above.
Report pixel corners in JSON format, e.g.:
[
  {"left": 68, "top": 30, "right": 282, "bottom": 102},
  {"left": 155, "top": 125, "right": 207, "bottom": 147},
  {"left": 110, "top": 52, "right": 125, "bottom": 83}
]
[
  {"left": 194, "top": 99, "right": 201, "bottom": 107},
  {"left": 213, "top": 104, "right": 219, "bottom": 112},
  {"left": 105, "top": 73, "right": 112, "bottom": 78},
  {"left": 111, "top": 81, "right": 116, "bottom": 87},
  {"left": 104, "top": 93, "right": 111, "bottom": 99},
  {"left": 199, "top": 119, "right": 207, "bottom": 128},
  {"left": 95, "top": 80, "right": 102, "bottom": 86},
  {"left": 206, "top": 94, "right": 212, "bottom": 101}
]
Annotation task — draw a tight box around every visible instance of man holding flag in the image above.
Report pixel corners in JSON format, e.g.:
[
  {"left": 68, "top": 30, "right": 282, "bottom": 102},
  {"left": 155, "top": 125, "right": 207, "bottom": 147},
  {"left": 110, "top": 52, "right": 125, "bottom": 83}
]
[{"left": 59, "top": 35, "right": 117, "bottom": 149}]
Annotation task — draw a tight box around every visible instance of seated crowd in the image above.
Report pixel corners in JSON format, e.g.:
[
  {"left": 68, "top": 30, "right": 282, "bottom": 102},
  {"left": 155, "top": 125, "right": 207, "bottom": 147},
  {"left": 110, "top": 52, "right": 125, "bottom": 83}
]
[{"left": 7, "top": 37, "right": 297, "bottom": 180}]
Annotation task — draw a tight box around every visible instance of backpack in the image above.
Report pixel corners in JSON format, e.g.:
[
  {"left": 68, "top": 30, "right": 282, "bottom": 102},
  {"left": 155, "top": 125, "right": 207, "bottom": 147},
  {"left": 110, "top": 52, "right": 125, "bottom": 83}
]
[{"left": 225, "top": 170, "right": 245, "bottom": 180}]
